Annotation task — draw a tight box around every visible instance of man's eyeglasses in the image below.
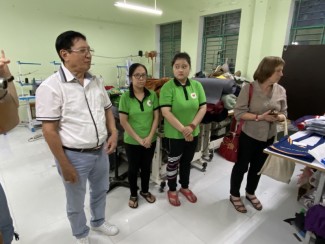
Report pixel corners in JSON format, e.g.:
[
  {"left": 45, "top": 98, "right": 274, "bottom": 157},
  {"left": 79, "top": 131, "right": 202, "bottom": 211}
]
[
  {"left": 68, "top": 48, "right": 94, "bottom": 55},
  {"left": 133, "top": 74, "right": 147, "bottom": 79}
]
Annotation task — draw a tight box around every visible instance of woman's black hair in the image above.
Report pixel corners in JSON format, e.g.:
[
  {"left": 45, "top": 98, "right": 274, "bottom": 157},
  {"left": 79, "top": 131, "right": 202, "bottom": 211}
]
[
  {"left": 128, "top": 63, "right": 148, "bottom": 93},
  {"left": 171, "top": 52, "right": 191, "bottom": 67},
  {"left": 128, "top": 63, "right": 148, "bottom": 77}
]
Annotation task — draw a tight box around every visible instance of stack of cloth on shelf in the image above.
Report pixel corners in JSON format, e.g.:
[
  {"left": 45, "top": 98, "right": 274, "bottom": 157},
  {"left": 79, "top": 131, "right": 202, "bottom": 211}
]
[{"left": 194, "top": 77, "right": 237, "bottom": 124}]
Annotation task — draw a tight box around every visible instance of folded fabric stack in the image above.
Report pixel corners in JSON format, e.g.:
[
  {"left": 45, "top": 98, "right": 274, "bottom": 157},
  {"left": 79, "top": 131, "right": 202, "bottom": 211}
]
[
  {"left": 294, "top": 115, "right": 320, "bottom": 130},
  {"left": 305, "top": 117, "right": 325, "bottom": 136}
]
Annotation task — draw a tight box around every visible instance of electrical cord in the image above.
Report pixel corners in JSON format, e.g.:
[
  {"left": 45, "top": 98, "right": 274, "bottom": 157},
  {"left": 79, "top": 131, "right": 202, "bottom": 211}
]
[{"left": 28, "top": 133, "right": 43, "bottom": 142}]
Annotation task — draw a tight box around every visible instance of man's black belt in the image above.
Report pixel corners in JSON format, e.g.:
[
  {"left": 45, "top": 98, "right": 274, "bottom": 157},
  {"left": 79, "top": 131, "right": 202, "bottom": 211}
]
[{"left": 62, "top": 144, "right": 103, "bottom": 153}]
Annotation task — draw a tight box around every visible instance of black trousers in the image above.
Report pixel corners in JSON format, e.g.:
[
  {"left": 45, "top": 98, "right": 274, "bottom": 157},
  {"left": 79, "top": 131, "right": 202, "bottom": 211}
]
[
  {"left": 166, "top": 137, "right": 198, "bottom": 191},
  {"left": 230, "top": 132, "right": 274, "bottom": 197},
  {"left": 125, "top": 142, "right": 156, "bottom": 197}
]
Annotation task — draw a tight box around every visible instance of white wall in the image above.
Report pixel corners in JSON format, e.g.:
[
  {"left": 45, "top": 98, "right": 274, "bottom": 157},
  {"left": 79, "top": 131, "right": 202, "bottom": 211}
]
[
  {"left": 1, "top": 3, "right": 155, "bottom": 87},
  {"left": 1, "top": 2, "right": 155, "bottom": 121}
]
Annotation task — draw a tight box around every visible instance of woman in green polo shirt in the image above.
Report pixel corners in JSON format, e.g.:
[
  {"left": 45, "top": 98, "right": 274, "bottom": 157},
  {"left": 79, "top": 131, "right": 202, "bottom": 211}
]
[
  {"left": 159, "top": 52, "right": 207, "bottom": 206},
  {"left": 119, "top": 63, "right": 159, "bottom": 208}
]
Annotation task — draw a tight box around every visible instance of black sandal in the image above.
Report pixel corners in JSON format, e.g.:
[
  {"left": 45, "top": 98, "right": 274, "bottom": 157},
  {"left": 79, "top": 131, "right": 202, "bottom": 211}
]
[
  {"left": 140, "top": 191, "right": 156, "bottom": 203},
  {"left": 129, "top": 196, "right": 138, "bottom": 208},
  {"left": 246, "top": 195, "right": 263, "bottom": 211},
  {"left": 230, "top": 195, "right": 247, "bottom": 213}
]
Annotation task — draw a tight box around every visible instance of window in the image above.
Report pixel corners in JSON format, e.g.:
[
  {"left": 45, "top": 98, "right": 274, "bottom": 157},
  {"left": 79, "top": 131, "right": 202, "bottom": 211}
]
[
  {"left": 201, "top": 11, "right": 241, "bottom": 75},
  {"left": 159, "top": 22, "right": 182, "bottom": 78},
  {"left": 290, "top": 0, "right": 325, "bottom": 45}
]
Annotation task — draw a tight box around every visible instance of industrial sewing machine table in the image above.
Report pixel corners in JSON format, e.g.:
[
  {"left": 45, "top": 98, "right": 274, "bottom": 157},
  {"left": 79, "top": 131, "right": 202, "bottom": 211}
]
[{"left": 107, "top": 146, "right": 129, "bottom": 193}]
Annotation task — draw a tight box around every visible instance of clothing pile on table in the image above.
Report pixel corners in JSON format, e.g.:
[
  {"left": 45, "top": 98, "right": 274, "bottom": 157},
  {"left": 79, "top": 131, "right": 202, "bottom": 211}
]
[
  {"left": 293, "top": 115, "right": 324, "bottom": 132},
  {"left": 268, "top": 131, "right": 325, "bottom": 163},
  {"left": 304, "top": 117, "right": 325, "bottom": 136}
]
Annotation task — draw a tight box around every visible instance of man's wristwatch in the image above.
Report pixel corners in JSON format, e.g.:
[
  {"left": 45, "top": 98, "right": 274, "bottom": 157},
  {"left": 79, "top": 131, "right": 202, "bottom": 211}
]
[{"left": 0, "top": 76, "right": 14, "bottom": 90}]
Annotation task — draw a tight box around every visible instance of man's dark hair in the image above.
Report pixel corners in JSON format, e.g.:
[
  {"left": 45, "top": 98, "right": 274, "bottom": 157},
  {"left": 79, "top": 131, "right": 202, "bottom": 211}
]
[{"left": 55, "top": 31, "right": 86, "bottom": 62}]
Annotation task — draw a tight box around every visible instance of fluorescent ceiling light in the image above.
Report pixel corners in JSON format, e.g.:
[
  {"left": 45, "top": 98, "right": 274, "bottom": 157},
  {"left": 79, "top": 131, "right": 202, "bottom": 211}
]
[{"left": 114, "top": 1, "right": 163, "bottom": 15}]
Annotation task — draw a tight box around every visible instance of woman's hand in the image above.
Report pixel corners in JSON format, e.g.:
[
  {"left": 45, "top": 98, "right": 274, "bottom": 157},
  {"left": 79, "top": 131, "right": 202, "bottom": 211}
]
[
  {"left": 136, "top": 136, "right": 144, "bottom": 146},
  {"left": 136, "top": 136, "right": 152, "bottom": 148},
  {"left": 260, "top": 110, "right": 280, "bottom": 122},
  {"left": 276, "top": 114, "right": 286, "bottom": 122},
  {"left": 182, "top": 126, "right": 193, "bottom": 138},
  {"left": 184, "top": 134, "right": 194, "bottom": 142},
  {"left": 143, "top": 136, "right": 152, "bottom": 148}
]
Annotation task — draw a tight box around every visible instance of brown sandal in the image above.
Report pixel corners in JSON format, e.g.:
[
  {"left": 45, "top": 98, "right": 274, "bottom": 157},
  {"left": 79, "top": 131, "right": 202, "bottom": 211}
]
[
  {"left": 246, "top": 195, "right": 263, "bottom": 211},
  {"left": 230, "top": 196, "right": 247, "bottom": 213},
  {"left": 129, "top": 196, "right": 138, "bottom": 209},
  {"left": 140, "top": 191, "right": 156, "bottom": 203}
]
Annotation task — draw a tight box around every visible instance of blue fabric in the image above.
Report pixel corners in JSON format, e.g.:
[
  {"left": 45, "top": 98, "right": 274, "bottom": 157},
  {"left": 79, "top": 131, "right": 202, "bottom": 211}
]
[
  {"left": 55, "top": 146, "right": 109, "bottom": 239},
  {"left": 0, "top": 183, "right": 14, "bottom": 244},
  {"left": 268, "top": 133, "right": 325, "bottom": 162}
]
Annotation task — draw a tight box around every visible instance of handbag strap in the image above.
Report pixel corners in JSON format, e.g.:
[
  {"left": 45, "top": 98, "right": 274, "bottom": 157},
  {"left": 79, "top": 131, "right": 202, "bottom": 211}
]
[
  {"left": 274, "top": 116, "right": 288, "bottom": 141},
  {"left": 248, "top": 83, "right": 253, "bottom": 105},
  {"left": 232, "top": 83, "right": 253, "bottom": 134},
  {"left": 283, "top": 117, "right": 288, "bottom": 136}
]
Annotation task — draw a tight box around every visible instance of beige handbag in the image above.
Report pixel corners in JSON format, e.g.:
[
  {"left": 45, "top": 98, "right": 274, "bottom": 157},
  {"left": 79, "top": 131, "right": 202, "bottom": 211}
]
[{"left": 258, "top": 118, "right": 296, "bottom": 183}]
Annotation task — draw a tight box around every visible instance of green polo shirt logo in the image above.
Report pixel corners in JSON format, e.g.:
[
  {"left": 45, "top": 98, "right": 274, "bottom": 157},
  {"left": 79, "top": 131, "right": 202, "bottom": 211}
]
[
  {"left": 147, "top": 100, "right": 152, "bottom": 107},
  {"left": 191, "top": 92, "right": 197, "bottom": 99}
]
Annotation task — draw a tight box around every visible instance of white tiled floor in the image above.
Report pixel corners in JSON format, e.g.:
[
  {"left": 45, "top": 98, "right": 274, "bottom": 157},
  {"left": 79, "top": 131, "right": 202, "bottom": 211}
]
[{"left": 0, "top": 126, "right": 304, "bottom": 244}]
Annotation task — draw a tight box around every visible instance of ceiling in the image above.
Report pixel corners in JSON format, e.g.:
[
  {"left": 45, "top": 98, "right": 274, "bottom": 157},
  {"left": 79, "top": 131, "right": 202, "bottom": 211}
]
[{"left": 4, "top": 0, "right": 228, "bottom": 26}]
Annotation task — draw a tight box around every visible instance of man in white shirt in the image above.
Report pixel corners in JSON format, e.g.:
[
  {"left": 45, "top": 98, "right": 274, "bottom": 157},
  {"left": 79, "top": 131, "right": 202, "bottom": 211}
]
[{"left": 36, "top": 31, "right": 119, "bottom": 244}]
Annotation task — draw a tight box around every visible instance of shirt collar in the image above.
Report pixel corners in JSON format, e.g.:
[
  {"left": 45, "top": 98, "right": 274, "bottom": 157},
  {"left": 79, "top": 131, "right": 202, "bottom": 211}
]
[
  {"left": 129, "top": 85, "right": 151, "bottom": 98},
  {"left": 59, "top": 64, "right": 93, "bottom": 83},
  {"left": 173, "top": 78, "right": 190, "bottom": 87}
]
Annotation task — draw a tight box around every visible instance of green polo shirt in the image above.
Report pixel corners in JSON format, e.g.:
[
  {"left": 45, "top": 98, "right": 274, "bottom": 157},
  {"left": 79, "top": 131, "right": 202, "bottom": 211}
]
[
  {"left": 119, "top": 88, "right": 159, "bottom": 145},
  {"left": 159, "top": 78, "right": 206, "bottom": 139}
]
